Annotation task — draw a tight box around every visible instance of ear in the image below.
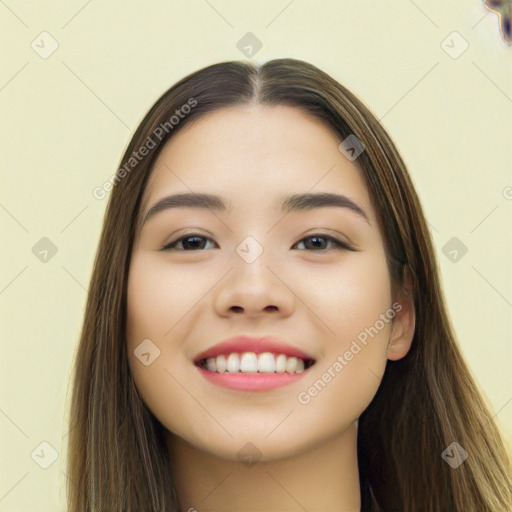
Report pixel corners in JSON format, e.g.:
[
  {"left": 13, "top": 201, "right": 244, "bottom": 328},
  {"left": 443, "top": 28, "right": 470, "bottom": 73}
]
[{"left": 387, "top": 265, "right": 416, "bottom": 361}]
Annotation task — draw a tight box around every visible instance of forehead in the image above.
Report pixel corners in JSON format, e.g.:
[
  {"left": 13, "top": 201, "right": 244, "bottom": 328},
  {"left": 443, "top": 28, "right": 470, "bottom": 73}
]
[{"left": 142, "top": 104, "right": 374, "bottom": 221}]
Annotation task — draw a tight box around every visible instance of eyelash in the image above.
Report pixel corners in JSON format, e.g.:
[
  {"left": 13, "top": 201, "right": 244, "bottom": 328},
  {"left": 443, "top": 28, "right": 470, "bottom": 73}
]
[{"left": 160, "top": 233, "right": 355, "bottom": 252}]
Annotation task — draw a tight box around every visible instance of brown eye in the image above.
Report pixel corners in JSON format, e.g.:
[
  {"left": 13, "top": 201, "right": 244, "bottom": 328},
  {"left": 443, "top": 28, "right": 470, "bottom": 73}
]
[
  {"left": 293, "top": 234, "right": 355, "bottom": 252},
  {"left": 161, "top": 235, "right": 217, "bottom": 251}
]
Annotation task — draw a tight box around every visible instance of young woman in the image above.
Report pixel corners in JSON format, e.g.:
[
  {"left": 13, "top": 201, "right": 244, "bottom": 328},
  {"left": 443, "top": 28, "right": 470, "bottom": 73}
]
[{"left": 66, "top": 58, "right": 512, "bottom": 511}]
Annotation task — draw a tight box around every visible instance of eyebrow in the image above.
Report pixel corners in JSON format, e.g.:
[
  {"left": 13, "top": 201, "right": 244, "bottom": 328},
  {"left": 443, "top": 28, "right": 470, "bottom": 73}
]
[{"left": 142, "top": 191, "right": 370, "bottom": 226}]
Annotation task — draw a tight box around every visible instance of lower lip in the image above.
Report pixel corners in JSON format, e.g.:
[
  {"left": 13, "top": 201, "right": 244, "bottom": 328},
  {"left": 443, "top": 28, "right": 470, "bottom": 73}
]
[{"left": 196, "top": 366, "right": 310, "bottom": 391}]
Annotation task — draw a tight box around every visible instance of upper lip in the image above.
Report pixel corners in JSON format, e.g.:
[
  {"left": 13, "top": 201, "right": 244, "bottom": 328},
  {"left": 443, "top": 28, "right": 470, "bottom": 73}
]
[{"left": 193, "top": 335, "right": 316, "bottom": 363}]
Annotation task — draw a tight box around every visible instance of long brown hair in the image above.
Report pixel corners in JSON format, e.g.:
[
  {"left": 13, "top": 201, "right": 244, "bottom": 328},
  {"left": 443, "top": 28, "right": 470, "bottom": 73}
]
[{"left": 66, "top": 58, "right": 512, "bottom": 511}]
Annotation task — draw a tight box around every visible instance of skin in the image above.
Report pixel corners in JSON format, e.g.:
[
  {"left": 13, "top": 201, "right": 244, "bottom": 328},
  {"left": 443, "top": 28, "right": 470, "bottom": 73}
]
[{"left": 126, "top": 104, "right": 416, "bottom": 511}]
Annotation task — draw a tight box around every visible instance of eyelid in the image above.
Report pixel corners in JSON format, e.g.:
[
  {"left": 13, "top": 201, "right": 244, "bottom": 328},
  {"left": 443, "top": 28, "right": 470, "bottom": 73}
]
[
  {"left": 301, "top": 228, "right": 355, "bottom": 247},
  {"left": 160, "top": 229, "right": 216, "bottom": 251},
  {"left": 294, "top": 227, "right": 358, "bottom": 251},
  {"left": 293, "top": 233, "right": 356, "bottom": 252},
  {"left": 160, "top": 228, "right": 213, "bottom": 246}
]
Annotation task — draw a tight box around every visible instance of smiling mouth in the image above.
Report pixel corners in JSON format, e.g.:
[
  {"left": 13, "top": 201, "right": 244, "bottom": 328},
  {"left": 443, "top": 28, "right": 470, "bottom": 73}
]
[{"left": 195, "top": 351, "right": 316, "bottom": 374}]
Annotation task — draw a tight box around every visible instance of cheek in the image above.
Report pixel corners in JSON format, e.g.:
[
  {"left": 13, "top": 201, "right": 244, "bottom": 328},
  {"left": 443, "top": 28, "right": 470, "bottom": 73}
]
[
  {"left": 300, "top": 248, "right": 393, "bottom": 345},
  {"left": 126, "top": 253, "right": 204, "bottom": 344},
  {"left": 126, "top": 255, "right": 189, "bottom": 432},
  {"left": 126, "top": 253, "right": 224, "bottom": 444},
  {"left": 295, "top": 251, "right": 392, "bottom": 417},
  {"left": 335, "top": 251, "right": 393, "bottom": 376}
]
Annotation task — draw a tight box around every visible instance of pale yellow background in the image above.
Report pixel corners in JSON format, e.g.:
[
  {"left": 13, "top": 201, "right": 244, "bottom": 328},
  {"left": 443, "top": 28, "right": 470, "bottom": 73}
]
[{"left": 1, "top": 1, "right": 511, "bottom": 510}]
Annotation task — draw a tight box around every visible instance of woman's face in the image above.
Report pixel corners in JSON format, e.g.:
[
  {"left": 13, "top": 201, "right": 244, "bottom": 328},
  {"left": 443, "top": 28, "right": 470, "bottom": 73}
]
[{"left": 126, "top": 104, "right": 410, "bottom": 461}]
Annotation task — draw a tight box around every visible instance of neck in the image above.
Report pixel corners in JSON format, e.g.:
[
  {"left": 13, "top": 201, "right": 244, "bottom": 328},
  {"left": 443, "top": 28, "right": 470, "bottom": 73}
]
[{"left": 165, "top": 422, "right": 361, "bottom": 512}]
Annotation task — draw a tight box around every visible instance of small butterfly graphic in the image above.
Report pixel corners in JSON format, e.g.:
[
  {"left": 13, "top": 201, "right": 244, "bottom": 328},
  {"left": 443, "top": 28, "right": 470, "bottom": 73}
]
[{"left": 483, "top": 0, "right": 512, "bottom": 45}]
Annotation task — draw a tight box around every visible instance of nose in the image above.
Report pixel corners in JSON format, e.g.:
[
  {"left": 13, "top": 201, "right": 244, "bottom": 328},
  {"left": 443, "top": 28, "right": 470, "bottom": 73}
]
[{"left": 213, "top": 251, "right": 295, "bottom": 319}]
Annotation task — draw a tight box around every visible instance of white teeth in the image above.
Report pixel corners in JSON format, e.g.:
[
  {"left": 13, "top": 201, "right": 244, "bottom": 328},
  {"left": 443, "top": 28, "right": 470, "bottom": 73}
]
[
  {"left": 285, "top": 357, "right": 304, "bottom": 373},
  {"left": 240, "top": 352, "right": 258, "bottom": 373},
  {"left": 286, "top": 357, "right": 298, "bottom": 373},
  {"left": 226, "top": 353, "right": 239, "bottom": 373},
  {"left": 258, "top": 352, "right": 276, "bottom": 373},
  {"left": 275, "top": 354, "right": 287, "bottom": 373},
  {"left": 216, "top": 354, "right": 227, "bottom": 373},
  {"left": 201, "top": 352, "right": 311, "bottom": 374}
]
